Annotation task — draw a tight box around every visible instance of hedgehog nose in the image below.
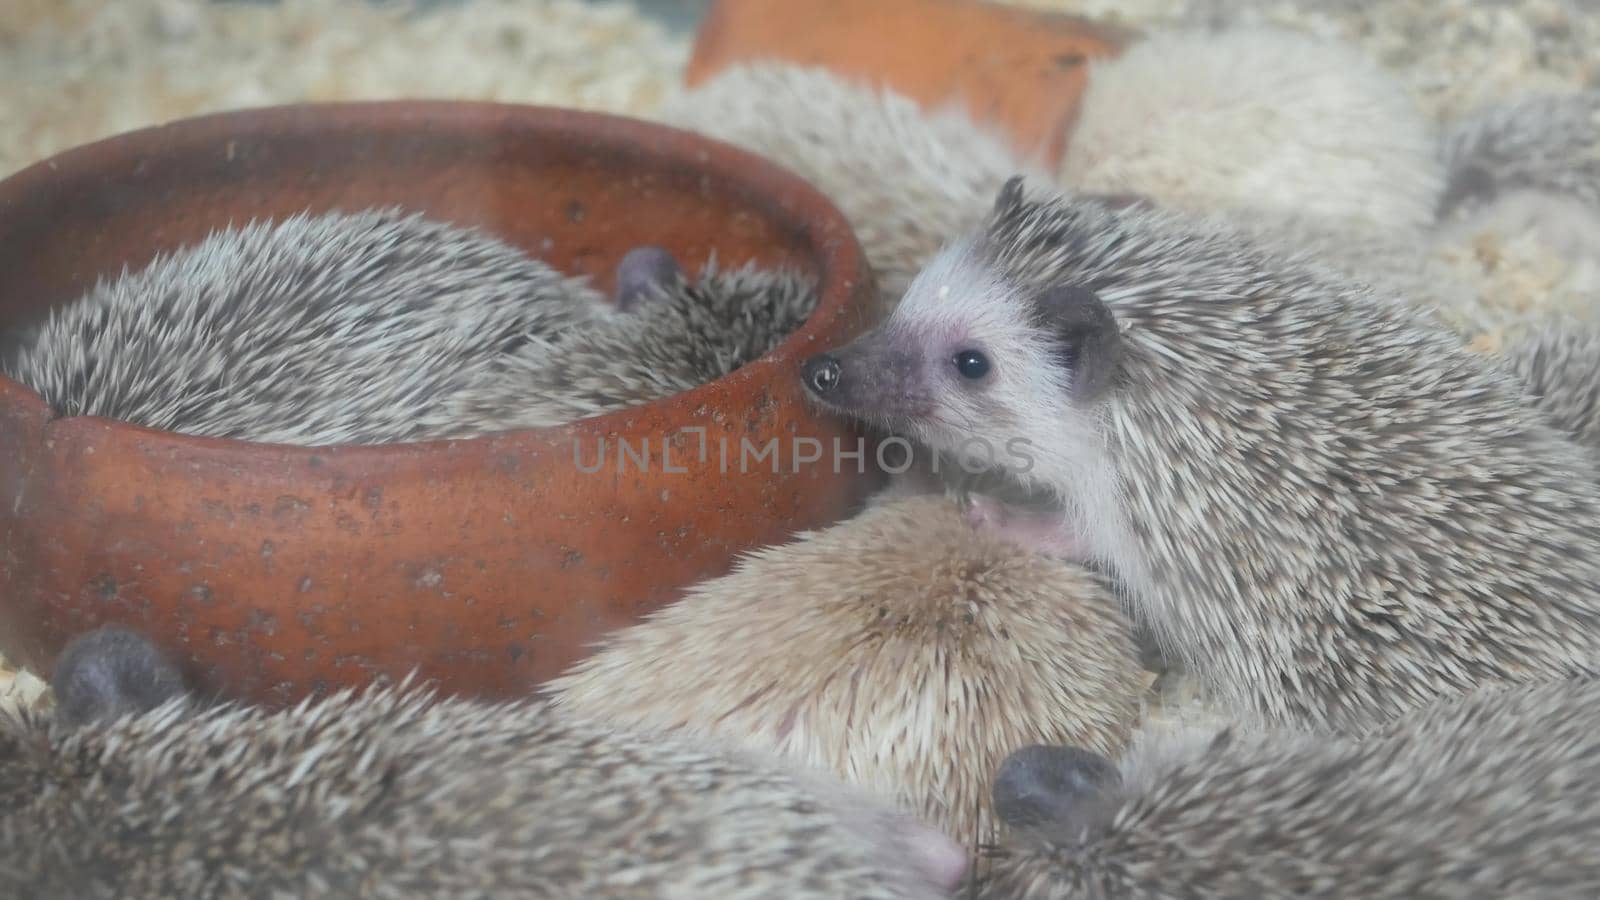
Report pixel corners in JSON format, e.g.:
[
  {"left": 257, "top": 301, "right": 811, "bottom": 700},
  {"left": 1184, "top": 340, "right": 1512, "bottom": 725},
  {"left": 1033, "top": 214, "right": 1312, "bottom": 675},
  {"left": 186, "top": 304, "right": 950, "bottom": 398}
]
[{"left": 802, "top": 354, "right": 842, "bottom": 396}]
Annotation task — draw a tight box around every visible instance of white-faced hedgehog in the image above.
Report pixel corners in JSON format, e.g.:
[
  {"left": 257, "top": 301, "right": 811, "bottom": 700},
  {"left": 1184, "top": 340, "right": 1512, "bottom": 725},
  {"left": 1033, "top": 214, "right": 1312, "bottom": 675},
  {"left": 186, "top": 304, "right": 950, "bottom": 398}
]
[
  {"left": 0, "top": 626, "right": 968, "bottom": 899},
  {"left": 546, "top": 493, "right": 1148, "bottom": 858},
  {"left": 800, "top": 177, "right": 1600, "bottom": 732},
  {"left": 980, "top": 675, "right": 1600, "bottom": 899}
]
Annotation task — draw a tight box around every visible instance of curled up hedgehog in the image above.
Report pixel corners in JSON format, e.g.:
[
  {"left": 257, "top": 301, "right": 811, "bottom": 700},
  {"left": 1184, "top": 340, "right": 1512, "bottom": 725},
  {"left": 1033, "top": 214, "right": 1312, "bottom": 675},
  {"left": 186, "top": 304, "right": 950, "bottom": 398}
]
[
  {"left": 0, "top": 626, "right": 967, "bottom": 899},
  {"left": 547, "top": 492, "right": 1149, "bottom": 863},
  {"left": 1, "top": 212, "right": 818, "bottom": 444}
]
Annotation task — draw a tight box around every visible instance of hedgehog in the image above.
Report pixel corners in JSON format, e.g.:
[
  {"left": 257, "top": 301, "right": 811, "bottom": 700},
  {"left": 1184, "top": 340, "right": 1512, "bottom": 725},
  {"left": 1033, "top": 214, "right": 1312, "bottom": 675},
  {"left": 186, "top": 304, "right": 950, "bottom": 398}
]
[
  {"left": 799, "top": 177, "right": 1600, "bottom": 732},
  {"left": 1062, "top": 26, "right": 1445, "bottom": 235},
  {"left": 1063, "top": 83, "right": 1600, "bottom": 351},
  {"left": 1490, "top": 314, "right": 1600, "bottom": 459},
  {"left": 659, "top": 35, "right": 1445, "bottom": 307},
  {"left": 979, "top": 675, "right": 1600, "bottom": 899},
  {"left": 0, "top": 626, "right": 968, "bottom": 899},
  {"left": 1436, "top": 89, "right": 1600, "bottom": 226},
  {"left": 441, "top": 248, "right": 819, "bottom": 435},
  {"left": 3, "top": 212, "right": 821, "bottom": 444},
  {"left": 546, "top": 492, "right": 1148, "bottom": 861},
  {"left": 0, "top": 207, "right": 610, "bottom": 445},
  {"left": 656, "top": 62, "right": 1050, "bottom": 306}
]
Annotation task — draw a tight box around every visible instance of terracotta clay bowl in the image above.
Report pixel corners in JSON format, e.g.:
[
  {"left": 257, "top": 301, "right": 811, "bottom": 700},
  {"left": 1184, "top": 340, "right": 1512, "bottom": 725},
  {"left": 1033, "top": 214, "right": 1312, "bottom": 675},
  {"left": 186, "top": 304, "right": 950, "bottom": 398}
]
[
  {"left": 0, "top": 101, "right": 885, "bottom": 708},
  {"left": 687, "top": 0, "right": 1132, "bottom": 168}
]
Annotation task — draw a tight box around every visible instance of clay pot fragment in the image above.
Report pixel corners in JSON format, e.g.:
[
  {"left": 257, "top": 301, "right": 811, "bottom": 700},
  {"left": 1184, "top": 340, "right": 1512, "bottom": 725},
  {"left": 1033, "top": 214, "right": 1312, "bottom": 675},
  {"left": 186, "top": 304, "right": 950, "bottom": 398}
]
[{"left": 686, "top": 0, "right": 1131, "bottom": 167}]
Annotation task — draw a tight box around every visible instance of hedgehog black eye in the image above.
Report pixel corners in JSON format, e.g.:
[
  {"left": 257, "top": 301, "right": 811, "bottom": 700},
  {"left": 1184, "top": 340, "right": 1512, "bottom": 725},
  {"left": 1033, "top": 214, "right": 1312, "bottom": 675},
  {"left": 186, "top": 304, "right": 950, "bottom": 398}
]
[{"left": 954, "top": 350, "right": 991, "bottom": 380}]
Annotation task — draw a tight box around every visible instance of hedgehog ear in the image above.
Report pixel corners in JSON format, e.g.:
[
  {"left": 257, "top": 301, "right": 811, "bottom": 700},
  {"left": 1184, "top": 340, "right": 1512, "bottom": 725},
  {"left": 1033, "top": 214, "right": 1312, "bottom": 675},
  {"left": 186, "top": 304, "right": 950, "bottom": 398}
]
[
  {"left": 1036, "top": 285, "right": 1121, "bottom": 400},
  {"left": 992, "top": 744, "right": 1123, "bottom": 839},
  {"left": 614, "top": 245, "right": 684, "bottom": 312},
  {"left": 51, "top": 625, "right": 189, "bottom": 728},
  {"left": 993, "top": 176, "right": 1028, "bottom": 216}
]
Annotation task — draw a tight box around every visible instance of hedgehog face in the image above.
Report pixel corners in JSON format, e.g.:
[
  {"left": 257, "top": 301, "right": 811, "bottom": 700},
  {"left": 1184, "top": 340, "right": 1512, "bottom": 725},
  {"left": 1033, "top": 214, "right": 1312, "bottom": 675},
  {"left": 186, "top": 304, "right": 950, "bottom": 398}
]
[{"left": 802, "top": 230, "right": 1123, "bottom": 493}]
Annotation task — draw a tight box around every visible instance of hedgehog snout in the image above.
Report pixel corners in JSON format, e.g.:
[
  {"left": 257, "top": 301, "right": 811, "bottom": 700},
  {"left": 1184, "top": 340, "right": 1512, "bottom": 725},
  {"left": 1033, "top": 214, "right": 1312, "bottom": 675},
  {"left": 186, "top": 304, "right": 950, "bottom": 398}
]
[
  {"left": 802, "top": 353, "right": 842, "bottom": 397},
  {"left": 800, "top": 341, "right": 936, "bottom": 426}
]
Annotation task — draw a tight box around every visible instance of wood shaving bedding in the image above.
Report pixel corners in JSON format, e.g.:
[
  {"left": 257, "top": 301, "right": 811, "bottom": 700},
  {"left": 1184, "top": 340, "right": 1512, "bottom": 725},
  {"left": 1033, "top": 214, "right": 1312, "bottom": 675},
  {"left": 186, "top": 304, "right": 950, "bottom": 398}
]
[{"left": 0, "top": 0, "right": 690, "bottom": 179}]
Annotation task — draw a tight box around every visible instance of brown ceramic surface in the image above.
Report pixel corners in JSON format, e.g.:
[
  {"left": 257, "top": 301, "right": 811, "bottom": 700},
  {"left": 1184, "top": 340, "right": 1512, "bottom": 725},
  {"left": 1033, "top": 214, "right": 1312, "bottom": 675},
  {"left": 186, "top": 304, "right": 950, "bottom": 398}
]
[
  {"left": 686, "top": 0, "right": 1131, "bottom": 167},
  {"left": 0, "top": 101, "right": 885, "bottom": 707}
]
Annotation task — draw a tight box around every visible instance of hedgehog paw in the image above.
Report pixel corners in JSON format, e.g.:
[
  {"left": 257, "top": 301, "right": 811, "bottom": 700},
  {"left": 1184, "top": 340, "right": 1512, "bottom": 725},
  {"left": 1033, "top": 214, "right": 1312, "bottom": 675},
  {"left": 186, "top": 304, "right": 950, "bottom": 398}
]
[{"left": 962, "top": 493, "right": 1006, "bottom": 531}]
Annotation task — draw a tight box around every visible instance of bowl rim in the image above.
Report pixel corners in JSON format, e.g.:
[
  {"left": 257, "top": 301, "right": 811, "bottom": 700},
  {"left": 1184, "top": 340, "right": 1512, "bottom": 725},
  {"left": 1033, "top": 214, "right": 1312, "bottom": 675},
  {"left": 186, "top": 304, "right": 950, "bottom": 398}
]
[{"left": 0, "top": 99, "right": 873, "bottom": 459}]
